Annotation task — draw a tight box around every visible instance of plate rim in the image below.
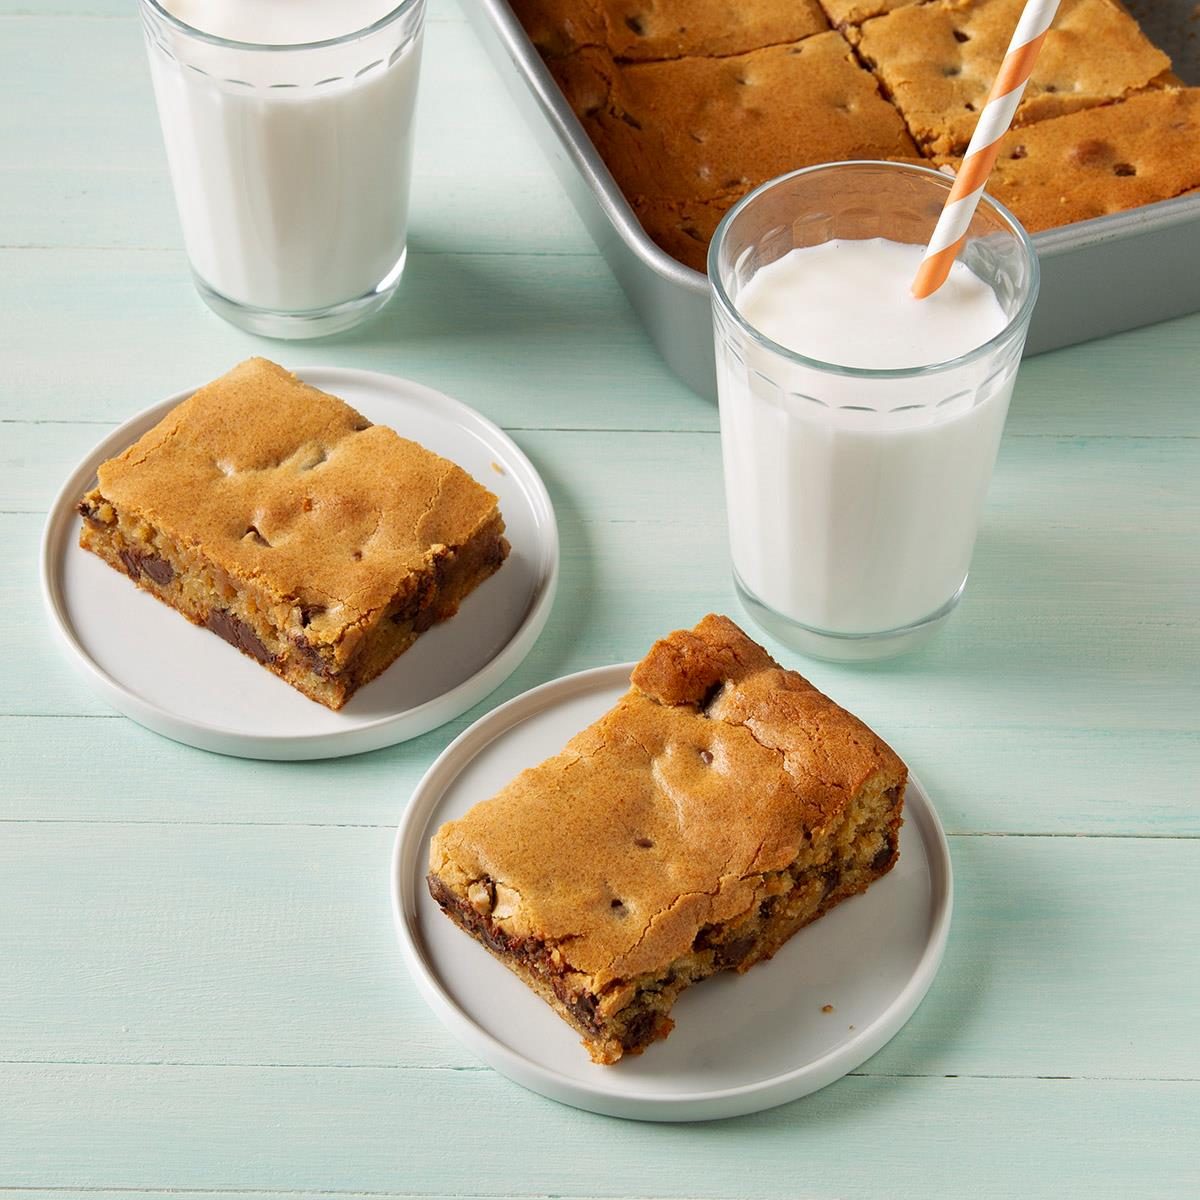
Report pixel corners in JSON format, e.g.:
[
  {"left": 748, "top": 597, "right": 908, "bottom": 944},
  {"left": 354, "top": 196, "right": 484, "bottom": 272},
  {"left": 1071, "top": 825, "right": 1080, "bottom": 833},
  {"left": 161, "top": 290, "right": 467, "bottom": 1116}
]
[
  {"left": 391, "top": 660, "right": 954, "bottom": 1122},
  {"left": 39, "top": 366, "right": 559, "bottom": 761}
]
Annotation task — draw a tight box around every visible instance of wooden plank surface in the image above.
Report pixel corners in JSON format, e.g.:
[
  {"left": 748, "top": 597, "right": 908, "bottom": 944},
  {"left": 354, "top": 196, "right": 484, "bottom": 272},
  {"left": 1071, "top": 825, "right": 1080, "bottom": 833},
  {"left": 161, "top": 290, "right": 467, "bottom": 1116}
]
[
  {"left": 1, "top": 825, "right": 1197, "bottom": 1080},
  {"left": 2, "top": 0, "right": 1198, "bottom": 1196}
]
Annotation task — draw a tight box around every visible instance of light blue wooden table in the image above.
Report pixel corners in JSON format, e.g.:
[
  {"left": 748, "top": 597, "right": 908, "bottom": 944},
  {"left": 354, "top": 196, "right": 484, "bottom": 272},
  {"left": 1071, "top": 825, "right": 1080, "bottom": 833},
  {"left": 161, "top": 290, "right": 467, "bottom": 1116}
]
[{"left": 3, "top": 1, "right": 1198, "bottom": 1195}]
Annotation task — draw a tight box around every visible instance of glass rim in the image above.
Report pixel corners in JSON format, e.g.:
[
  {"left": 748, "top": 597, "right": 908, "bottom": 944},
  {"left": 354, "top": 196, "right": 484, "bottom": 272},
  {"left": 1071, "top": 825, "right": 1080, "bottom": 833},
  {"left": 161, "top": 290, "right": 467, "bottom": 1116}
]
[
  {"left": 139, "top": 0, "right": 423, "bottom": 52},
  {"left": 707, "top": 161, "right": 1041, "bottom": 381}
]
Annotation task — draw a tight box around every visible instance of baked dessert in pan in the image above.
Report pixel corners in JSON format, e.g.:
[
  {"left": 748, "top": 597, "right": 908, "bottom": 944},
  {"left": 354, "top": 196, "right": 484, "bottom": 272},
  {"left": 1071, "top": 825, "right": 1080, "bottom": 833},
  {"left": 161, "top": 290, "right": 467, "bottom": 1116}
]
[{"left": 513, "top": 0, "right": 1200, "bottom": 269}]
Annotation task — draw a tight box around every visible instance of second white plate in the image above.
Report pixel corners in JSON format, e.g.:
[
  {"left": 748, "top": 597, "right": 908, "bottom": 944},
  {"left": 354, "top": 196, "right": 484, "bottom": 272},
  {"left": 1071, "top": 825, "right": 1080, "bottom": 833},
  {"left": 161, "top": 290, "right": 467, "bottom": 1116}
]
[
  {"left": 392, "top": 663, "right": 953, "bottom": 1122},
  {"left": 41, "top": 367, "right": 558, "bottom": 760}
]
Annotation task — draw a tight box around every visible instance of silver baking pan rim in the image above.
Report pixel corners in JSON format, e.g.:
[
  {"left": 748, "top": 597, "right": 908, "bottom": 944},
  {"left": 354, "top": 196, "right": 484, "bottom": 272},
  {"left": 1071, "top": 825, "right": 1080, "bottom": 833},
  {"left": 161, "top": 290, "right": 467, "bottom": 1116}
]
[{"left": 467, "top": 0, "right": 1200, "bottom": 399}]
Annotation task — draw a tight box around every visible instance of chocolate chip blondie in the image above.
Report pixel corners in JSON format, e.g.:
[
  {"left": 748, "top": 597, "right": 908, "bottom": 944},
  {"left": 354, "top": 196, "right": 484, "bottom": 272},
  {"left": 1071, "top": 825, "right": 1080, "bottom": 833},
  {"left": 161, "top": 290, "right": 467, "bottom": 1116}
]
[
  {"left": 77, "top": 358, "right": 509, "bottom": 710},
  {"left": 427, "top": 614, "right": 906, "bottom": 1064},
  {"left": 943, "top": 87, "right": 1200, "bottom": 230},
  {"left": 513, "top": 0, "right": 1199, "bottom": 269},
  {"left": 852, "top": 0, "right": 1172, "bottom": 156}
]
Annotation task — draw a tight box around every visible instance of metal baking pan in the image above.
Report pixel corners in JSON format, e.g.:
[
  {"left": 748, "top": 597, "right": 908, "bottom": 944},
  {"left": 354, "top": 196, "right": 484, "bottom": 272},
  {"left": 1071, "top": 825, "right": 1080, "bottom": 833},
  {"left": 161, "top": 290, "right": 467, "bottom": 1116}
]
[{"left": 466, "top": 0, "right": 1200, "bottom": 399}]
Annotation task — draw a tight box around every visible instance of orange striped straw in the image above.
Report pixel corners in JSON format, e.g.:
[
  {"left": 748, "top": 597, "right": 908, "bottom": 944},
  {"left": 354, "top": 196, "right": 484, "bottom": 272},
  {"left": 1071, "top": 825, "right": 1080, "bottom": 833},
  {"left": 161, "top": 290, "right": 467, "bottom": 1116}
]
[{"left": 911, "top": 0, "right": 1061, "bottom": 299}]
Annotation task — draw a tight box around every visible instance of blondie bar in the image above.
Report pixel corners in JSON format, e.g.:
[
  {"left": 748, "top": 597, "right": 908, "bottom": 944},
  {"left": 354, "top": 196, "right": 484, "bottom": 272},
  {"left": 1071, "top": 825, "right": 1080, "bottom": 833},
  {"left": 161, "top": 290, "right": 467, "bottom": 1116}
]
[
  {"left": 77, "top": 358, "right": 508, "bottom": 710},
  {"left": 428, "top": 614, "right": 906, "bottom": 1063},
  {"left": 948, "top": 87, "right": 1200, "bottom": 231},
  {"left": 853, "top": 0, "right": 1172, "bottom": 156}
]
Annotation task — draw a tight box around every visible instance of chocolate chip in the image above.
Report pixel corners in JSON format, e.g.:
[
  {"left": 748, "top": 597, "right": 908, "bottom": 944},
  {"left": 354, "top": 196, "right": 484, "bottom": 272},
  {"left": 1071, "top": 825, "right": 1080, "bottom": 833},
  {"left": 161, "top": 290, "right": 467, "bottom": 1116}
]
[
  {"left": 1010, "top": 145, "right": 1027, "bottom": 160},
  {"left": 624, "top": 14, "right": 644, "bottom": 35},
  {"left": 480, "top": 922, "right": 513, "bottom": 954},
  {"left": 634, "top": 837, "right": 654, "bottom": 849},
  {"left": 568, "top": 991, "right": 601, "bottom": 1032},
  {"left": 114, "top": 547, "right": 172, "bottom": 586},
  {"left": 964, "top": 102, "right": 976, "bottom": 112},
  {"left": 872, "top": 836, "right": 898, "bottom": 873},
  {"left": 759, "top": 895, "right": 780, "bottom": 919},
  {"left": 76, "top": 499, "right": 109, "bottom": 530},
  {"left": 299, "top": 605, "right": 324, "bottom": 627},
  {"left": 610, "top": 898, "right": 625, "bottom": 910},
  {"left": 204, "top": 608, "right": 274, "bottom": 664},
  {"left": 714, "top": 934, "right": 757, "bottom": 970},
  {"left": 953, "top": 29, "right": 970, "bottom": 42},
  {"left": 292, "top": 637, "right": 334, "bottom": 679},
  {"left": 1113, "top": 162, "right": 1137, "bottom": 177},
  {"left": 412, "top": 605, "right": 439, "bottom": 634},
  {"left": 698, "top": 748, "right": 714, "bottom": 765},
  {"left": 140, "top": 554, "right": 174, "bottom": 587}
]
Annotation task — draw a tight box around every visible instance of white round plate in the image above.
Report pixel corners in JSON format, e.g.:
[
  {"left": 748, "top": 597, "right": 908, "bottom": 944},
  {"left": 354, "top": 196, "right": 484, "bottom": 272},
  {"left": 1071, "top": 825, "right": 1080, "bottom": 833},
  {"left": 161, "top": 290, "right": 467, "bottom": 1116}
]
[
  {"left": 392, "top": 662, "right": 953, "bottom": 1122},
  {"left": 41, "top": 367, "right": 558, "bottom": 761}
]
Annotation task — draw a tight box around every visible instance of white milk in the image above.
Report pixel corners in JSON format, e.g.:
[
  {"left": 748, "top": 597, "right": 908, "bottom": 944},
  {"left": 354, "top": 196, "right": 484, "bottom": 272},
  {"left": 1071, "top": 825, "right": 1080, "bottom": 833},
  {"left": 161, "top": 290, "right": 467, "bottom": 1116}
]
[
  {"left": 145, "top": 1, "right": 423, "bottom": 314},
  {"left": 161, "top": 1, "right": 404, "bottom": 44},
  {"left": 718, "top": 238, "right": 1013, "bottom": 637}
]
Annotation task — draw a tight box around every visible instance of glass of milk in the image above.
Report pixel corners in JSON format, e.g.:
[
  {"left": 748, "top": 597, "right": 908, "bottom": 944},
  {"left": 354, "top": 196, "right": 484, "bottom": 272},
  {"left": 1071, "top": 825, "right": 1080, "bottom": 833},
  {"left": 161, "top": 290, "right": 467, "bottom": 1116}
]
[
  {"left": 709, "top": 161, "right": 1039, "bottom": 661},
  {"left": 139, "top": 0, "right": 425, "bottom": 338}
]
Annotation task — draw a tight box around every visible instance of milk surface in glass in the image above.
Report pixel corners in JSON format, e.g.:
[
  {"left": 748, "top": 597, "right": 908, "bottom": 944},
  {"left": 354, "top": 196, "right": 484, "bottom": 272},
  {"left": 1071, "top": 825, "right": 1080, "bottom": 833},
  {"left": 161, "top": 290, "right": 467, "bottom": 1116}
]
[
  {"left": 142, "top": 0, "right": 423, "bottom": 331},
  {"left": 717, "top": 237, "right": 1014, "bottom": 642}
]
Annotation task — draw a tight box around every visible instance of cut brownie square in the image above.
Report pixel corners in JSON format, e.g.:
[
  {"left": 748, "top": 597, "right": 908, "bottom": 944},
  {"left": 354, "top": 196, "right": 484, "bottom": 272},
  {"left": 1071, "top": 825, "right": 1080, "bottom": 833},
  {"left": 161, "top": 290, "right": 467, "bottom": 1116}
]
[
  {"left": 947, "top": 87, "right": 1200, "bottom": 232},
  {"left": 427, "top": 614, "right": 906, "bottom": 1064},
  {"left": 510, "top": 0, "right": 828, "bottom": 60},
  {"left": 551, "top": 31, "right": 917, "bottom": 205},
  {"left": 77, "top": 358, "right": 509, "bottom": 710},
  {"left": 852, "top": 0, "right": 1173, "bottom": 156}
]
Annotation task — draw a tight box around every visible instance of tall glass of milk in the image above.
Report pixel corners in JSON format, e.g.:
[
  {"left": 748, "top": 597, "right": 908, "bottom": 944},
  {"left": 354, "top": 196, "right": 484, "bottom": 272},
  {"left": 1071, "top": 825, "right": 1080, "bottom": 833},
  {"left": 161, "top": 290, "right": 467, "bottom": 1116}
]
[
  {"left": 139, "top": 1, "right": 426, "bottom": 337},
  {"left": 709, "top": 162, "right": 1039, "bottom": 661}
]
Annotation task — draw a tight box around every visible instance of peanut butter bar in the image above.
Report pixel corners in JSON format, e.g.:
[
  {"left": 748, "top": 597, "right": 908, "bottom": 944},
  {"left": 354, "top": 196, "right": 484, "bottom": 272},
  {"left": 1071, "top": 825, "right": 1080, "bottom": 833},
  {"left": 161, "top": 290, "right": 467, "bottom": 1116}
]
[
  {"left": 551, "top": 32, "right": 916, "bottom": 206},
  {"left": 77, "top": 358, "right": 508, "bottom": 710},
  {"left": 510, "top": 0, "right": 828, "bottom": 60},
  {"left": 853, "top": 0, "right": 1172, "bottom": 155},
  {"left": 950, "top": 87, "right": 1200, "bottom": 231},
  {"left": 428, "top": 615, "right": 906, "bottom": 1064}
]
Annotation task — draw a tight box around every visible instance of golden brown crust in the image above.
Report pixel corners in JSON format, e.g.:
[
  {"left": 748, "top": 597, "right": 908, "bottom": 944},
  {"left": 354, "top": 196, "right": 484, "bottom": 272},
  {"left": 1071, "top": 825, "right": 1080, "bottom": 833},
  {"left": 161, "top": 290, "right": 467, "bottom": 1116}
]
[
  {"left": 852, "top": 0, "right": 1171, "bottom": 156},
  {"left": 428, "top": 615, "right": 906, "bottom": 1058},
  {"left": 510, "top": 0, "right": 828, "bottom": 61}
]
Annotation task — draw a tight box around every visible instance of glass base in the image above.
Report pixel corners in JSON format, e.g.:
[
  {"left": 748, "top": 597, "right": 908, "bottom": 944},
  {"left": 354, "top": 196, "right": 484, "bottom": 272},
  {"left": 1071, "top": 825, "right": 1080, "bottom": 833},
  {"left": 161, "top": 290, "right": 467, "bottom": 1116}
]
[
  {"left": 191, "top": 250, "right": 407, "bottom": 340},
  {"left": 733, "top": 570, "right": 967, "bottom": 663}
]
